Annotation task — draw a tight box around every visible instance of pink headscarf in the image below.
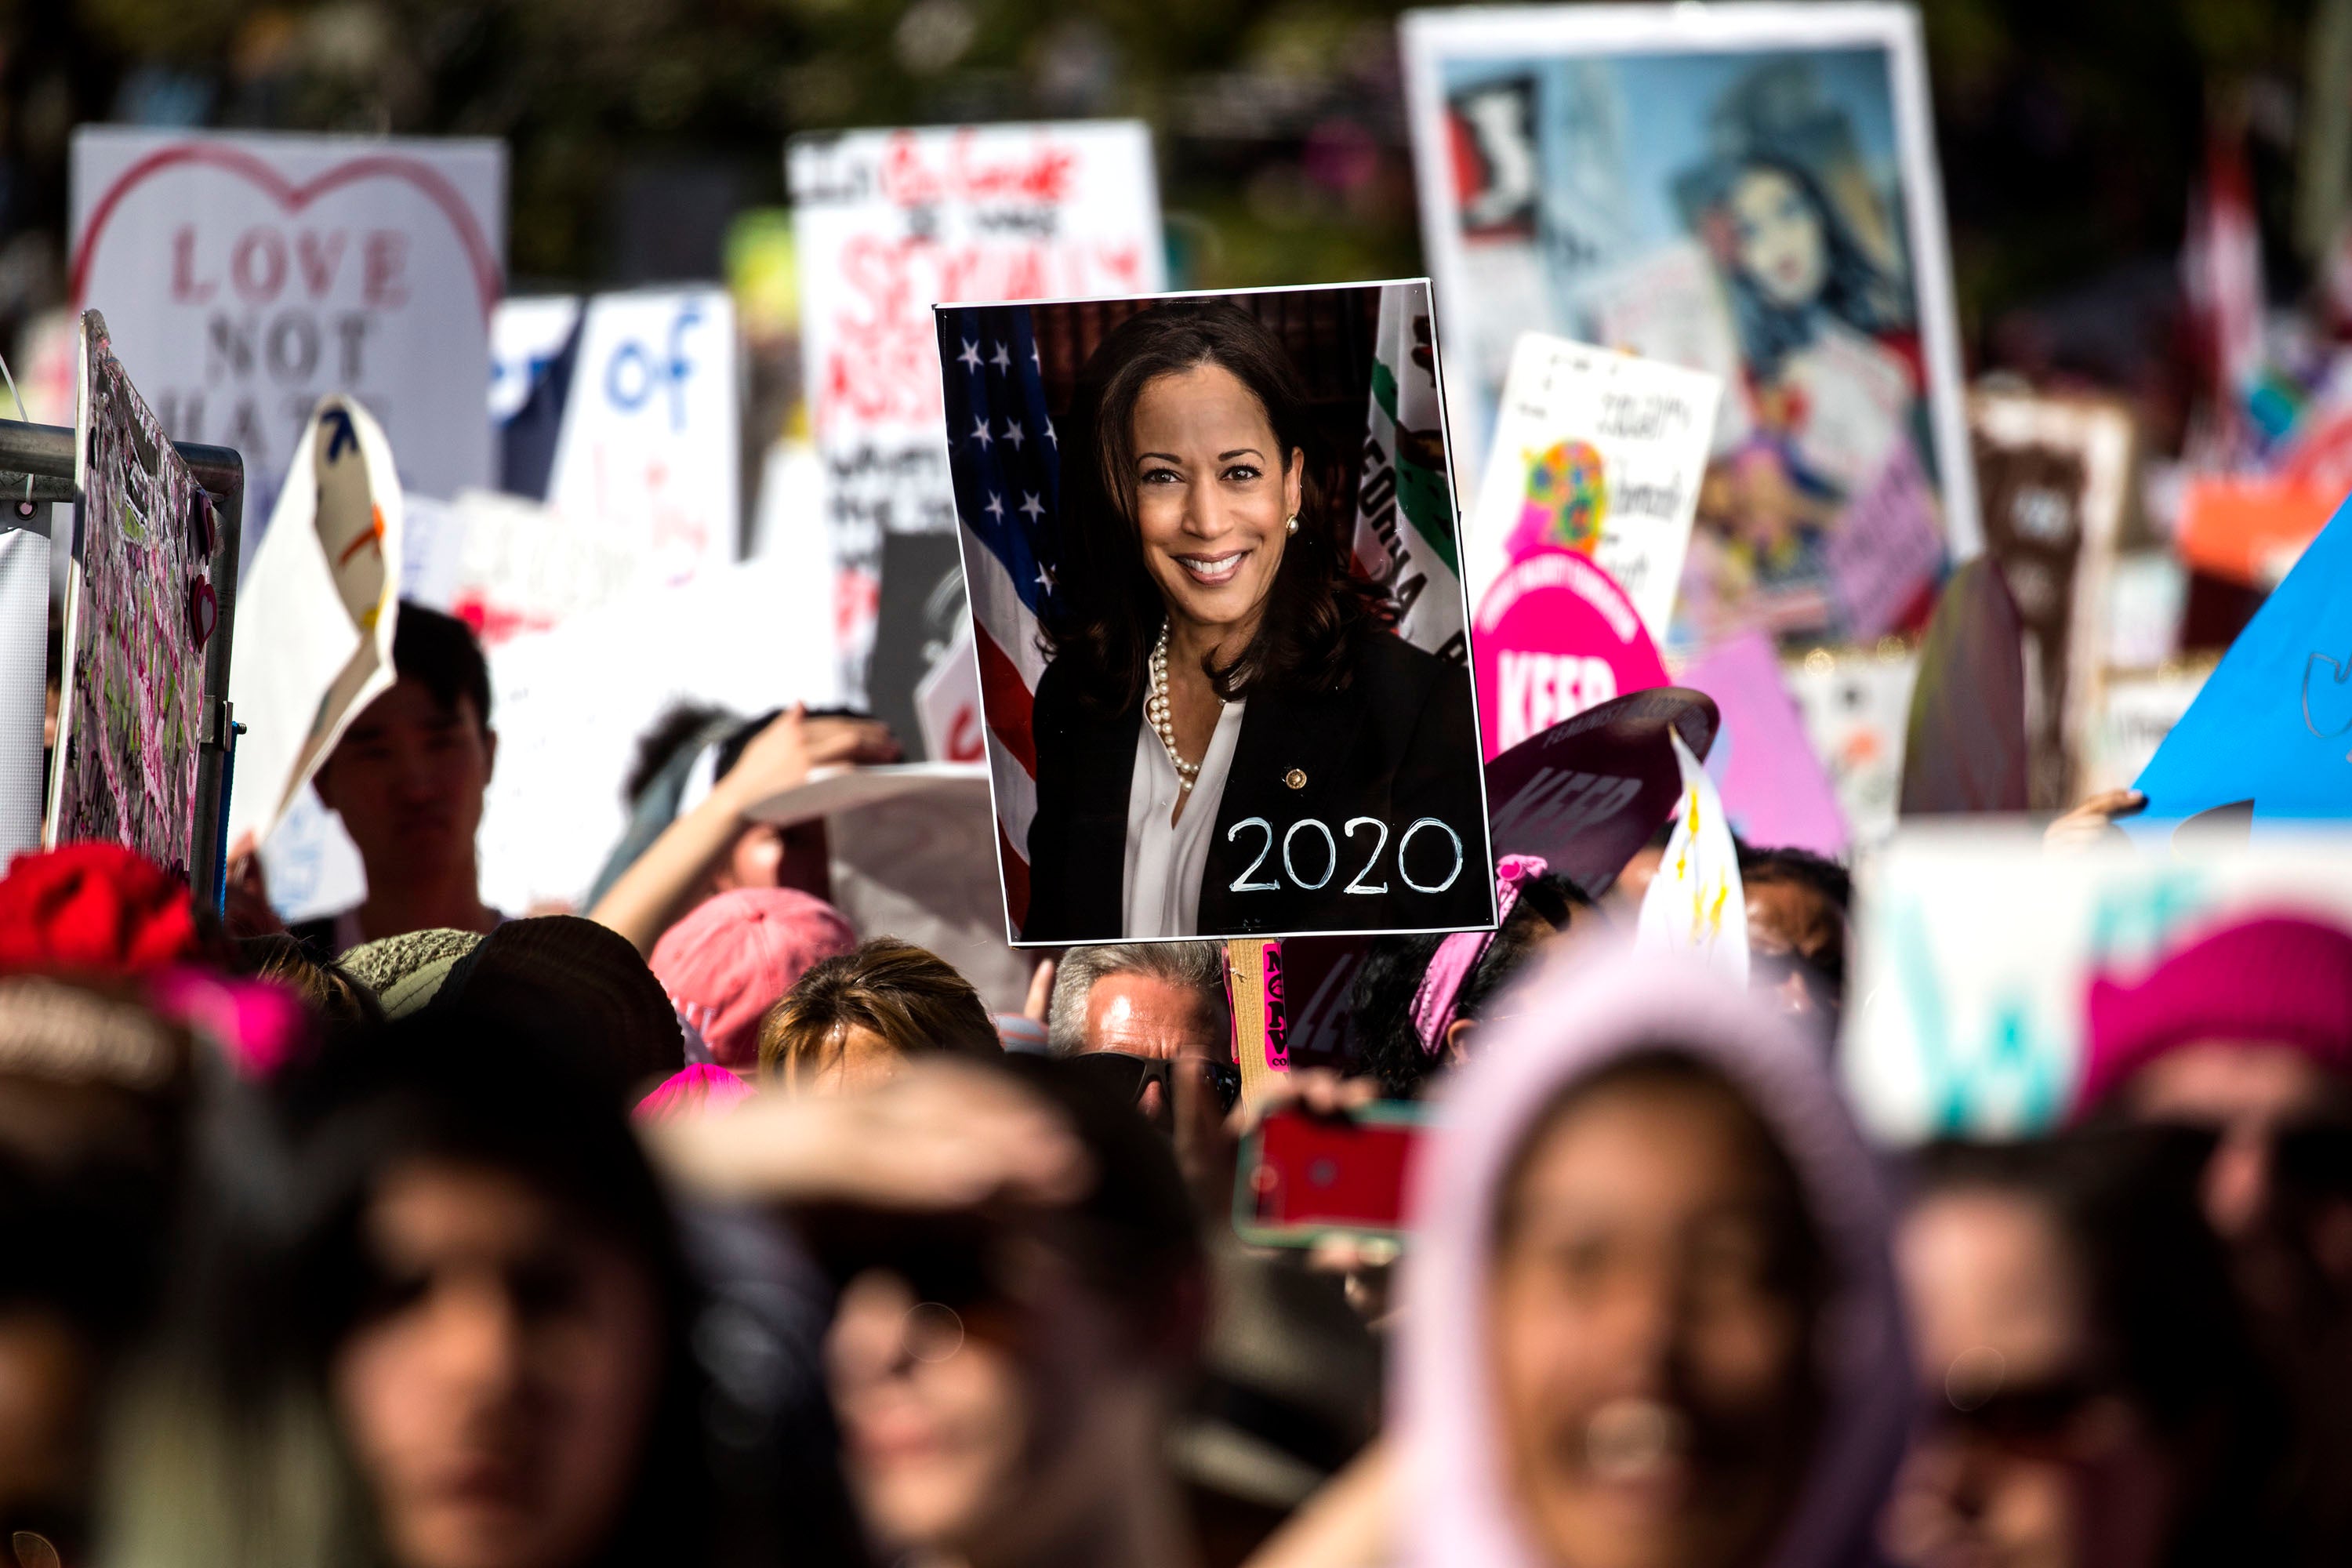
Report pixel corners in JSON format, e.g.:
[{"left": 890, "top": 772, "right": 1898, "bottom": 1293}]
[
  {"left": 1396, "top": 946, "right": 1910, "bottom": 1568},
  {"left": 1410, "top": 855, "right": 1550, "bottom": 1053}
]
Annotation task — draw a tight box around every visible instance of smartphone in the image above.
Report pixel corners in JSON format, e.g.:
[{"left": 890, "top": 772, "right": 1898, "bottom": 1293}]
[{"left": 1233, "top": 1101, "right": 1431, "bottom": 1249}]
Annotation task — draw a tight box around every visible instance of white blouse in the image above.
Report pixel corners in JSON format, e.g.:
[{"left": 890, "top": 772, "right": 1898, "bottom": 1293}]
[{"left": 1122, "top": 699, "right": 1247, "bottom": 939}]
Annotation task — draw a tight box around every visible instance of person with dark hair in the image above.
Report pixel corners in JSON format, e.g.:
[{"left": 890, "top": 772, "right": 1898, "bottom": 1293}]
[
  {"left": 97, "top": 1011, "right": 777, "bottom": 1568},
  {"left": 757, "top": 936, "right": 1003, "bottom": 1093},
  {"left": 1737, "top": 844, "right": 1850, "bottom": 1031},
  {"left": 1882, "top": 1131, "right": 2289, "bottom": 1568},
  {"left": 295, "top": 604, "right": 503, "bottom": 954},
  {"left": 1716, "top": 154, "right": 1904, "bottom": 387},
  {"left": 1022, "top": 300, "right": 1489, "bottom": 942},
  {"left": 588, "top": 704, "right": 897, "bottom": 956},
  {"left": 233, "top": 933, "right": 385, "bottom": 1035},
  {"left": 1346, "top": 859, "right": 1593, "bottom": 1100}
]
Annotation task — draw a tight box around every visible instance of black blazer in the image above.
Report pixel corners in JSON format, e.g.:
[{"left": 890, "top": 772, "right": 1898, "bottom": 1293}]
[{"left": 1022, "top": 632, "right": 1495, "bottom": 941}]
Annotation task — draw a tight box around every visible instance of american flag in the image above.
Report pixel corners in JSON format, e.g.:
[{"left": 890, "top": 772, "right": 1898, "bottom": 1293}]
[{"left": 937, "top": 303, "right": 1062, "bottom": 929}]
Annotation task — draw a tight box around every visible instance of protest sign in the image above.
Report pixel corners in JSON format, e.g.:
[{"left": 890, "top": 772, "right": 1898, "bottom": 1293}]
[
  {"left": 1402, "top": 4, "right": 1975, "bottom": 645},
  {"left": 2079, "top": 661, "right": 2213, "bottom": 798},
  {"left": 1970, "top": 391, "right": 2136, "bottom": 808},
  {"left": 1843, "top": 824, "right": 2352, "bottom": 1142},
  {"left": 544, "top": 287, "right": 739, "bottom": 584},
  {"left": 1784, "top": 641, "right": 1916, "bottom": 849},
  {"left": 791, "top": 122, "right": 1164, "bottom": 711},
  {"left": 71, "top": 129, "right": 503, "bottom": 528},
  {"left": 915, "top": 624, "right": 987, "bottom": 764},
  {"left": 476, "top": 549, "right": 844, "bottom": 914},
  {"left": 1635, "top": 731, "right": 1748, "bottom": 980},
  {"left": 2135, "top": 495, "right": 2352, "bottom": 823},
  {"left": 1680, "top": 631, "right": 1847, "bottom": 856},
  {"left": 46, "top": 312, "right": 230, "bottom": 885},
  {"left": 1472, "top": 546, "right": 1667, "bottom": 760},
  {"left": 1482, "top": 686, "right": 1717, "bottom": 896},
  {"left": 869, "top": 531, "right": 970, "bottom": 759},
  {"left": 225, "top": 397, "right": 403, "bottom": 855},
  {"left": 1464, "top": 334, "right": 1721, "bottom": 644},
  {"left": 936, "top": 282, "right": 1493, "bottom": 945}
]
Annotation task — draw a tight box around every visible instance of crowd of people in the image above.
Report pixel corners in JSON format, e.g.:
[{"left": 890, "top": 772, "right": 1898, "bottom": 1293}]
[{"left": 3, "top": 601, "right": 2349, "bottom": 1568}]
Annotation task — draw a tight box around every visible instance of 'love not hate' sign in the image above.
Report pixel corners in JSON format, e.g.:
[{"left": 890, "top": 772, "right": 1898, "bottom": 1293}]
[{"left": 71, "top": 129, "right": 505, "bottom": 533}]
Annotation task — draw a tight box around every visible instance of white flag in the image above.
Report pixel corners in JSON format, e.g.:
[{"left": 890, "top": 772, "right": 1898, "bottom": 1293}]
[{"left": 1636, "top": 731, "right": 1748, "bottom": 981}]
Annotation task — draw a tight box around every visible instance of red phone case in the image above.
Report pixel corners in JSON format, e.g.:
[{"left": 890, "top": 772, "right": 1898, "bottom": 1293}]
[{"left": 1237, "top": 1103, "right": 1428, "bottom": 1245}]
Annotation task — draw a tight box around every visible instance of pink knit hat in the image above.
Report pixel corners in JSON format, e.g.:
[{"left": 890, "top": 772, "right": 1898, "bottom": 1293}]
[
  {"left": 633, "top": 1063, "right": 757, "bottom": 1123},
  {"left": 650, "top": 888, "right": 858, "bottom": 1070},
  {"left": 2078, "top": 912, "right": 2352, "bottom": 1116}
]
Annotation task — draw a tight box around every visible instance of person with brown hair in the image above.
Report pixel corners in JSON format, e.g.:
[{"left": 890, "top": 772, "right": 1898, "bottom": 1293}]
[{"left": 756, "top": 938, "right": 1001, "bottom": 1093}]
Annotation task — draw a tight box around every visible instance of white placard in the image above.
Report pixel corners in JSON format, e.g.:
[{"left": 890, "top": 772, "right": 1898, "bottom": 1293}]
[
  {"left": 1845, "top": 823, "right": 2352, "bottom": 1142},
  {"left": 1467, "top": 332, "right": 1720, "bottom": 641},
  {"left": 544, "top": 287, "right": 739, "bottom": 583},
  {"left": 70, "top": 129, "right": 503, "bottom": 528},
  {"left": 789, "top": 122, "right": 1163, "bottom": 702}
]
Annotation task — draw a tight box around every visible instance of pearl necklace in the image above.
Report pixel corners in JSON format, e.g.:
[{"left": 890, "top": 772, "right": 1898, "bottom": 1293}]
[{"left": 1147, "top": 624, "right": 1221, "bottom": 793}]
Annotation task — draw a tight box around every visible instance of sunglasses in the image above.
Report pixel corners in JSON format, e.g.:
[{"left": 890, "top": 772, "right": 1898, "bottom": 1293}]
[{"left": 1062, "top": 1051, "right": 1242, "bottom": 1119}]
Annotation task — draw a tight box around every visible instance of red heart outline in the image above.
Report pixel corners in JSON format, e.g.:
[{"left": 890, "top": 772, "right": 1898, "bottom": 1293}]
[{"left": 72, "top": 141, "right": 502, "bottom": 323}]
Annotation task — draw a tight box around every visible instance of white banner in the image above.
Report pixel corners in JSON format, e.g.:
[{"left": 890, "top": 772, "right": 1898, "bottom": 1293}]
[
  {"left": 71, "top": 129, "right": 504, "bottom": 529},
  {"left": 789, "top": 122, "right": 1163, "bottom": 702}
]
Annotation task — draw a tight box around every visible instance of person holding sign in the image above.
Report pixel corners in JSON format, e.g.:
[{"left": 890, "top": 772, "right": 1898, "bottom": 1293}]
[{"left": 1022, "top": 301, "right": 1490, "bottom": 942}]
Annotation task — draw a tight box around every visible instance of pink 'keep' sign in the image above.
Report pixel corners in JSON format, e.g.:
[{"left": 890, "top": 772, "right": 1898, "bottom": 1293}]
[{"left": 1472, "top": 546, "right": 1668, "bottom": 761}]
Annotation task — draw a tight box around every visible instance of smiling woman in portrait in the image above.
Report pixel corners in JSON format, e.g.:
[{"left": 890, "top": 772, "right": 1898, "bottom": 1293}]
[{"left": 1021, "top": 300, "right": 1490, "bottom": 943}]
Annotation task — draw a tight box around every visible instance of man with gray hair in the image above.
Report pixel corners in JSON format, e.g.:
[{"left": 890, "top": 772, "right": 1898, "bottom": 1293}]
[{"left": 1047, "top": 942, "right": 1231, "bottom": 1062}]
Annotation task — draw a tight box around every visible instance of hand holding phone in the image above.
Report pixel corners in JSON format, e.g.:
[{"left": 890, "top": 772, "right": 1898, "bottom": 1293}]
[{"left": 1234, "top": 1100, "right": 1429, "bottom": 1250}]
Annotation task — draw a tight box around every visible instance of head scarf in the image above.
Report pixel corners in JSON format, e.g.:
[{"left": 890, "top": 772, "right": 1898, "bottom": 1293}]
[{"left": 1396, "top": 946, "right": 1909, "bottom": 1568}]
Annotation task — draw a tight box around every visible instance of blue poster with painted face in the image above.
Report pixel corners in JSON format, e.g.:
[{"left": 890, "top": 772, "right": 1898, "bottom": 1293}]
[{"left": 2136, "top": 494, "right": 2352, "bottom": 823}]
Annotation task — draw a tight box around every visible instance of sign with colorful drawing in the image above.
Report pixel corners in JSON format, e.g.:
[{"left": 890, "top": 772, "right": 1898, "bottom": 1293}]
[
  {"left": 46, "top": 312, "right": 225, "bottom": 882},
  {"left": 1402, "top": 3, "right": 1975, "bottom": 645}
]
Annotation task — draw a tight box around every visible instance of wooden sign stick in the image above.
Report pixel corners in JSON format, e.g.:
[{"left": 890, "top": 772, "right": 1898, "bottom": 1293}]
[{"left": 1225, "top": 935, "right": 1288, "bottom": 1114}]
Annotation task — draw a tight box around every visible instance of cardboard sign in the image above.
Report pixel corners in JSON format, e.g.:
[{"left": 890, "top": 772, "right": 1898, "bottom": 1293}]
[
  {"left": 1680, "top": 631, "right": 1848, "bottom": 856},
  {"left": 47, "top": 313, "right": 222, "bottom": 881},
  {"left": 1472, "top": 546, "right": 1668, "bottom": 759},
  {"left": 70, "top": 129, "right": 503, "bottom": 528},
  {"left": 936, "top": 283, "right": 1494, "bottom": 946},
  {"left": 543, "top": 288, "right": 739, "bottom": 586},
  {"left": 226, "top": 396, "right": 403, "bottom": 853},
  {"left": 1970, "top": 392, "right": 2136, "bottom": 808},
  {"left": 1635, "top": 730, "right": 1748, "bottom": 980},
  {"left": 1465, "top": 334, "right": 1722, "bottom": 643},
  {"left": 1783, "top": 642, "right": 1918, "bottom": 851},
  {"left": 1844, "top": 824, "right": 2352, "bottom": 1142},
  {"left": 2136, "top": 495, "right": 2352, "bottom": 822},
  {"left": 790, "top": 122, "right": 1164, "bottom": 708},
  {"left": 1482, "top": 686, "right": 1718, "bottom": 895},
  {"left": 1401, "top": 4, "right": 1976, "bottom": 645}
]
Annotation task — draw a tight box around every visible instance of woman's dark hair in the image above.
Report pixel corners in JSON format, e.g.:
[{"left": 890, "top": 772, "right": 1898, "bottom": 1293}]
[
  {"left": 622, "top": 702, "right": 732, "bottom": 804},
  {"left": 1345, "top": 871, "right": 1588, "bottom": 1098},
  {"left": 1907, "top": 1130, "right": 2292, "bottom": 1564},
  {"left": 1719, "top": 154, "right": 1902, "bottom": 383},
  {"left": 103, "top": 1011, "right": 720, "bottom": 1568},
  {"left": 1043, "top": 301, "right": 1388, "bottom": 716}
]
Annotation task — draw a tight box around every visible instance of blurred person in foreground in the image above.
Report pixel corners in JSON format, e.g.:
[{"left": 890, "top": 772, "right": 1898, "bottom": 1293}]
[
  {"left": 652, "top": 1054, "right": 1208, "bottom": 1568},
  {"left": 1264, "top": 948, "right": 1910, "bottom": 1568},
  {"left": 290, "top": 605, "right": 504, "bottom": 953},
  {"left": 757, "top": 937, "right": 1002, "bottom": 1094},
  {"left": 100, "top": 1011, "right": 784, "bottom": 1568},
  {"left": 2074, "top": 912, "right": 2352, "bottom": 1563},
  {"left": 1882, "top": 1133, "right": 2287, "bottom": 1568},
  {"left": 590, "top": 705, "right": 898, "bottom": 956}
]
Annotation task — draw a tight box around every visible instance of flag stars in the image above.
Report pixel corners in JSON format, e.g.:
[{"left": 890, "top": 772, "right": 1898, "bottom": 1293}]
[
  {"left": 1029, "top": 343, "right": 1043, "bottom": 372},
  {"left": 971, "top": 416, "right": 993, "bottom": 449},
  {"left": 957, "top": 339, "right": 982, "bottom": 372},
  {"left": 1018, "top": 492, "right": 1046, "bottom": 521},
  {"left": 1035, "top": 563, "right": 1057, "bottom": 593},
  {"left": 985, "top": 492, "right": 1005, "bottom": 521},
  {"left": 990, "top": 341, "right": 1012, "bottom": 372},
  {"left": 1004, "top": 419, "right": 1025, "bottom": 452},
  {"left": 1044, "top": 417, "right": 1058, "bottom": 448}
]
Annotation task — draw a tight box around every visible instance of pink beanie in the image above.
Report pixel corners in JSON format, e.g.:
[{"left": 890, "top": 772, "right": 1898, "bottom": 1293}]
[
  {"left": 2078, "top": 913, "right": 2352, "bottom": 1115},
  {"left": 634, "top": 1063, "right": 757, "bottom": 1123},
  {"left": 650, "top": 888, "right": 858, "bottom": 1070}
]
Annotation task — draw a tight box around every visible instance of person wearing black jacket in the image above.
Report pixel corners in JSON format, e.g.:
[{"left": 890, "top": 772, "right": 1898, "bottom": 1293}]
[{"left": 1020, "top": 300, "right": 1490, "bottom": 942}]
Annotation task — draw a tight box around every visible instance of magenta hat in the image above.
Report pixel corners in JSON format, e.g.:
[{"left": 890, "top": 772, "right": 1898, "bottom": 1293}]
[
  {"left": 650, "top": 888, "right": 858, "bottom": 1070},
  {"left": 2078, "top": 912, "right": 2352, "bottom": 1116},
  {"left": 633, "top": 1063, "right": 757, "bottom": 1123}
]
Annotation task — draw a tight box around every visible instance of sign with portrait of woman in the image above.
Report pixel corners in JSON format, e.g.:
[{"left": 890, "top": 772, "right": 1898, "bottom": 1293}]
[
  {"left": 933, "top": 282, "right": 1497, "bottom": 946},
  {"left": 1402, "top": 3, "right": 1977, "bottom": 650}
]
